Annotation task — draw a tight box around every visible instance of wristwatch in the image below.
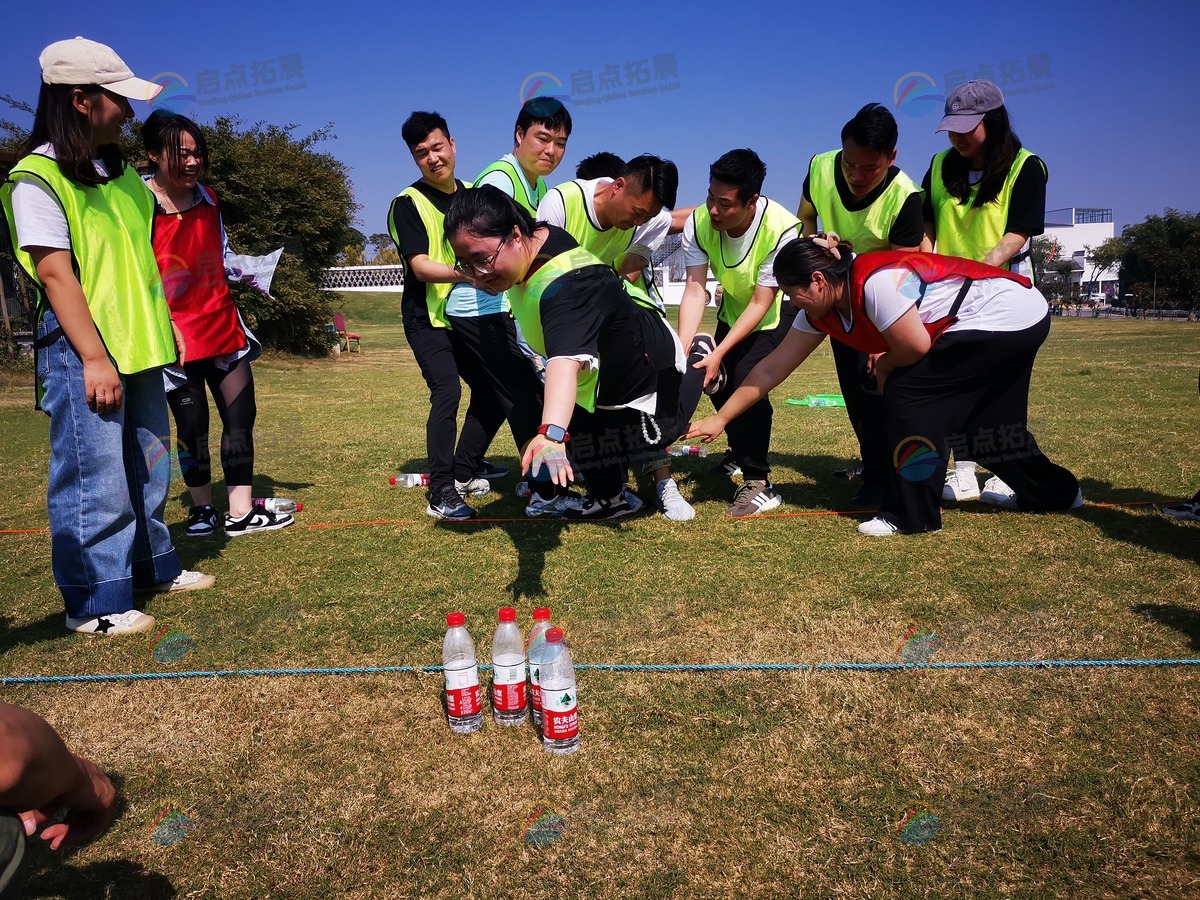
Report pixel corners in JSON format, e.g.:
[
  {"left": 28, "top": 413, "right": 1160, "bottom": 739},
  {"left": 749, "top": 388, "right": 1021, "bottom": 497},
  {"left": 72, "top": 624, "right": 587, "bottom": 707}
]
[{"left": 537, "top": 423, "right": 570, "bottom": 443}]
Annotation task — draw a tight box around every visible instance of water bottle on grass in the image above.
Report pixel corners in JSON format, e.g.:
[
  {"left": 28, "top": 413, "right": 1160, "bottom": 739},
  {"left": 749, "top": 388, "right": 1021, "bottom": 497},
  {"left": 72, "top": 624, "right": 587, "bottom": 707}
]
[
  {"left": 527, "top": 607, "right": 553, "bottom": 730},
  {"left": 539, "top": 628, "right": 579, "bottom": 755},
  {"left": 391, "top": 473, "right": 430, "bottom": 487},
  {"left": 443, "top": 612, "right": 482, "bottom": 734},
  {"left": 491, "top": 607, "right": 528, "bottom": 726}
]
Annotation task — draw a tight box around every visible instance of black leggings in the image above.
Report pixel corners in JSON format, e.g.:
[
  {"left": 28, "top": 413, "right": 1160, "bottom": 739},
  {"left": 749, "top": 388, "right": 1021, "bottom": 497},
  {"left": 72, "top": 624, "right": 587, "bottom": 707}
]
[{"left": 166, "top": 357, "right": 257, "bottom": 489}]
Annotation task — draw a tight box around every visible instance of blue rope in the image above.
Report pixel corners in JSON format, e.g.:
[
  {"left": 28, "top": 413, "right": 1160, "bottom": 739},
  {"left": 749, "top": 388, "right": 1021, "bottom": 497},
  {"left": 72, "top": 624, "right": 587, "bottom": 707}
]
[{"left": 2, "top": 658, "right": 1198, "bottom": 685}]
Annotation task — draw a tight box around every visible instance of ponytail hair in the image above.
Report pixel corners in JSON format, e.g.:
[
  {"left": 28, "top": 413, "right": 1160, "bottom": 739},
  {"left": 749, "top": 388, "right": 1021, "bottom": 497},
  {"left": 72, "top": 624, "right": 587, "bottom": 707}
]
[{"left": 773, "top": 235, "right": 855, "bottom": 288}]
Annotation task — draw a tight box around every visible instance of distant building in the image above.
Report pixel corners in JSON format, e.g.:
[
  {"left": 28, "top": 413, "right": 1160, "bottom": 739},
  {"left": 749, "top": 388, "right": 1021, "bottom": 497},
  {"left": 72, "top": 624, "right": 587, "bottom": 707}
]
[{"left": 1044, "top": 207, "right": 1119, "bottom": 300}]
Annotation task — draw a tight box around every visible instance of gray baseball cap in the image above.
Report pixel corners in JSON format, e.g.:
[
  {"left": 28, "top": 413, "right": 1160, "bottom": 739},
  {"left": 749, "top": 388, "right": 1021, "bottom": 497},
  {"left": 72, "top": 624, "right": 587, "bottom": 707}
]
[{"left": 936, "top": 80, "right": 1005, "bottom": 133}]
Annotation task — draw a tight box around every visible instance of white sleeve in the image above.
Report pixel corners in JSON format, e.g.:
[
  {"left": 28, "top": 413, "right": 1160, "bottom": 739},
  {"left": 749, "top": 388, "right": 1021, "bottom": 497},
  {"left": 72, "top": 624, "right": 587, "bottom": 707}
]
[
  {"left": 756, "top": 228, "right": 799, "bottom": 289},
  {"left": 862, "top": 269, "right": 918, "bottom": 332},
  {"left": 681, "top": 214, "right": 707, "bottom": 267},
  {"left": 477, "top": 169, "right": 516, "bottom": 197},
  {"left": 536, "top": 188, "right": 567, "bottom": 227},
  {"left": 790, "top": 309, "right": 823, "bottom": 334},
  {"left": 626, "top": 208, "right": 672, "bottom": 261},
  {"left": 10, "top": 179, "right": 71, "bottom": 250}
]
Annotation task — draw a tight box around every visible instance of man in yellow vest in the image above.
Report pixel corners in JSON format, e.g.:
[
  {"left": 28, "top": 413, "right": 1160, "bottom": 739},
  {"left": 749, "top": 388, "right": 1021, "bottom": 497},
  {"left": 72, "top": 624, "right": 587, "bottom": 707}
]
[
  {"left": 797, "top": 103, "right": 927, "bottom": 507},
  {"left": 474, "top": 97, "right": 572, "bottom": 215},
  {"left": 678, "top": 149, "right": 801, "bottom": 516}
]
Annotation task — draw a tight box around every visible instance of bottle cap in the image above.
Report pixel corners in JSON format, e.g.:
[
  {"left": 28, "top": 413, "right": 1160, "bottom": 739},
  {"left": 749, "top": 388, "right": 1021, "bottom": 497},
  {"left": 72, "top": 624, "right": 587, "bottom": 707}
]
[
  {"left": 446, "top": 611, "right": 465, "bottom": 627},
  {"left": 498, "top": 607, "right": 516, "bottom": 622},
  {"left": 545, "top": 627, "right": 564, "bottom": 643},
  {"left": 532, "top": 607, "right": 551, "bottom": 621},
  {"left": 389, "top": 477, "right": 397, "bottom": 485}
]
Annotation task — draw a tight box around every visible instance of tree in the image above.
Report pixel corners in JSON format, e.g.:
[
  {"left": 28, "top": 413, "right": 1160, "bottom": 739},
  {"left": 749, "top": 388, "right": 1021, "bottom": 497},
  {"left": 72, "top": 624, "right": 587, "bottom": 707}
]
[
  {"left": 1083, "top": 237, "right": 1125, "bottom": 301},
  {"left": 1119, "top": 209, "right": 1200, "bottom": 312},
  {"left": 372, "top": 245, "right": 401, "bottom": 266},
  {"left": 1031, "top": 235, "right": 1060, "bottom": 285}
]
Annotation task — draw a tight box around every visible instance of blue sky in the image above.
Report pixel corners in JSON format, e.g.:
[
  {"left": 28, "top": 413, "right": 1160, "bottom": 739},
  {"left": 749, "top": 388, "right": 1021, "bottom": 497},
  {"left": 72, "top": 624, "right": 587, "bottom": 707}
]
[{"left": 4, "top": 1, "right": 1196, "bottom": 241}]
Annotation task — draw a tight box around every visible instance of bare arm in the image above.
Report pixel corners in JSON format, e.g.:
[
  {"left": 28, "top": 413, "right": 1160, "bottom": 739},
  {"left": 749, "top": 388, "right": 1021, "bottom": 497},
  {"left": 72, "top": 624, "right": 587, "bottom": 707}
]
[
  {"left": 0, "top": 704, "right": 117, "bottom": 851},
  {"left": 406, "top": 253, "right": 480, "bottom": 287},
  {"left": 696, "top": 283, "right": 778, "bottom": 386},
  {"left": 872, "top": 305, "right": 932, "bottom": 391},
  {"left": 615, "top": 250, "right": 648, "bottom": 283},
  {"left": 668, "top": 206, "right": 696, "bottom": 235},
  {"left": 676, "top": 263, "right": 711, "bottom": 351},
  {"left": 982, "top": 231, "right": 1032, "bottom": 269},
  {"left": 797, "top": 197, "right": 819, "bottom": 237},
  {"left": 686, "top": 327, "right": 826, "bottom": 441},
  {"left": 521, "top": 356, "right": 583, "bottom": 487},
  {"left": 30, "top": 247, "right": 123, "bottom": 414}
]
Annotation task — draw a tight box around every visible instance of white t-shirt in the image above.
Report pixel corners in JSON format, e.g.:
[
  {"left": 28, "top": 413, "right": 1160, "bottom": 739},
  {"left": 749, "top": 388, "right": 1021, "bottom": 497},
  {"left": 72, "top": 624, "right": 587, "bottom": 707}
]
[
  {"left": 680, "top": 197, "right": 795, "bottom": 289},
  {"left": 536, "top": 177, "right": 672, "bottom": 263},
  {"left": 10, "top": 144, "right": 114, "bottom": 250},
  {"left": 792, "top": 264, "right": 1048, "bottom": 336}
]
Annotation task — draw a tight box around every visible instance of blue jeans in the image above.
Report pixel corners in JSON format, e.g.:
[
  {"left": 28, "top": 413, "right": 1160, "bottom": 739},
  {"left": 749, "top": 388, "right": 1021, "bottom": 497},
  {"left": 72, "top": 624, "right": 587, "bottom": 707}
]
[{"left": 37, "top": 310, "right": 181, "bottom": 618}]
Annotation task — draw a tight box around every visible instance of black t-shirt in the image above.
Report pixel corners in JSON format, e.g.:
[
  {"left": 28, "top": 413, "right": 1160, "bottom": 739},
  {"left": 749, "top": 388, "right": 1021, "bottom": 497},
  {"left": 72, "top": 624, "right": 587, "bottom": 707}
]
[
  {"left": 533, "top": 226, "right": 675, "bottom": 407},
  {"left": 388, "top": 179, "right": 466, "bottom": 321},
  {"left": 802, "top": 154, "right": 926, "bottom": 248},
  {"left": 921, "top": 152, "right": 1047, "bottom": 237}
]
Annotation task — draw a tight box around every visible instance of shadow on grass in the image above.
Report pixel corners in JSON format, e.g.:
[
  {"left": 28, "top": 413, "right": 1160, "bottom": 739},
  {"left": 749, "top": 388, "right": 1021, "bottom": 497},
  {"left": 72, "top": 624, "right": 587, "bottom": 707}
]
[
  {"left": 1133, "top": 604, "right": 1200, "bottom": 651},
  {"left": 669, "top": 450, "right": 864, "bottom": 510},
  {"left": 23, "top": 859, "right": 176, "bottom": 899},
  {"left": 440, "top": 517, "right": 568, "bottom": 601},
  {"left": 0, "top": 611, "right": 67, "bottom": 652}
]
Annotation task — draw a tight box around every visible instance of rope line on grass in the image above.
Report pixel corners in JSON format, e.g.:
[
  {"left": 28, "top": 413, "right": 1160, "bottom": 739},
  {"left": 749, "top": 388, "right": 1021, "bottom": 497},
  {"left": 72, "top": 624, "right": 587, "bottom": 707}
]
[
  {"left": 3, "top": 657, "right": 1198, "bottom": 686},
  {"left": 0, "top": 499, "right": 1167, "bottom": 536}
]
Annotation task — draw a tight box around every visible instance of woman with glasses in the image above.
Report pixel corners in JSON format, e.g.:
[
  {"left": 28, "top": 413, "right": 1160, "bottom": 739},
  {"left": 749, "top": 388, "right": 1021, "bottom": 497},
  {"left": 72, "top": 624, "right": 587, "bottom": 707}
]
[
  {"left": 142, "top": 110, "right": 293, "bottom": 538},
  {"left": 446, "top": 186, "right": 711, "bottom": 520}
]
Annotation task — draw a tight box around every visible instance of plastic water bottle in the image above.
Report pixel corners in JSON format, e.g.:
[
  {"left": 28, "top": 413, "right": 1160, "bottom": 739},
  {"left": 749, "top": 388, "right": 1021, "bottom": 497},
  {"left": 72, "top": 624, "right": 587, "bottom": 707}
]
[
  {"left": 539, "top": 628, "right": 579, "bottom": 755},
  {"left": 442, "top": 612, "right": 482, "bottom": 733},
  {"left": 252, "top": 497, "right": 301, "bottom": 513},
  {"left": 490, "top": 607, "right": 528, "bottom": 726},
  {"left": 667, "top": 445, "right": 709, "bottom": 457},
  {"left": 526, "top": 607, "right": 553, "bottom": 730},
  {"left": 390, "top": 473, "right": 430, "bottom": 487}
]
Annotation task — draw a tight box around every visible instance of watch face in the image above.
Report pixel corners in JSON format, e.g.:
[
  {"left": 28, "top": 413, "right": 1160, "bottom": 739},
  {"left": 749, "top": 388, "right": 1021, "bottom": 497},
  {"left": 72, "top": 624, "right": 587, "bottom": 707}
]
[{"left": 542, "top": 424, "right": 567, "bottom": 442}]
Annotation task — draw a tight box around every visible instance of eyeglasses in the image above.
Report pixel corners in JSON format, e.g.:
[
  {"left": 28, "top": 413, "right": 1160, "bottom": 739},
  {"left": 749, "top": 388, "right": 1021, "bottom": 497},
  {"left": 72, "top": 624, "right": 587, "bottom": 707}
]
[{"left": 455, "top": 235, "right": 508, "bottom": 276}]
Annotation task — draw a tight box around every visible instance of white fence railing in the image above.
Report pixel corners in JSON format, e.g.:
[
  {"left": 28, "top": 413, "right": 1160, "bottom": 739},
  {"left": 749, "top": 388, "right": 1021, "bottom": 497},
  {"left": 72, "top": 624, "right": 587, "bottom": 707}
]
[{"left": 321, "top": 265, "right": 404, "bottom": 292}]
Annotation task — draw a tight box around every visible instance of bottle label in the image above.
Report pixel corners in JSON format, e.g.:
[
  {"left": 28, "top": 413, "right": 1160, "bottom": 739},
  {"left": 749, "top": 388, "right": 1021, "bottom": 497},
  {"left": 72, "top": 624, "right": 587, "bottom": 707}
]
[
  {"left": 542, "top": 687, "right": 578, "bottom": 740},
  {"left": 492, "top": 661, "right": 527, "bottom": 711},
  {"left": 444, "top": 666, "right": 481, "bottom": 717}
]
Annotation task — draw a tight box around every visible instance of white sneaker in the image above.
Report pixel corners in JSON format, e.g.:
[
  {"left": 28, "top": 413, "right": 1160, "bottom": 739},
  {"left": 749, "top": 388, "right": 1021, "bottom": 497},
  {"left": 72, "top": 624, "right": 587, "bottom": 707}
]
[
  {"left": 66, "top": 609, "right": 157, "bottom": 635},
  {"left": 978, "top": 476, "right": 1018, "bottom": 509},
  {"left": 136, "top": 569, "right": 216, "bottom": 594},
  {"left": 454, "top": 476, "right": 492, "bottom": 497},
  {"left": 655, "top": 478, "right": 695, "bottom": 521},
  {"left": 524, "top": 491, "right": 586, "bottom": 517},
  {"left": 1070, "top": 488, "right": 1084, "bottom": 509},
  {"left": 941, "top": 466, "right": 980, "bottom": 501},
  {"left": 857, "top": 516, "right": 903, "bottom": 536}
]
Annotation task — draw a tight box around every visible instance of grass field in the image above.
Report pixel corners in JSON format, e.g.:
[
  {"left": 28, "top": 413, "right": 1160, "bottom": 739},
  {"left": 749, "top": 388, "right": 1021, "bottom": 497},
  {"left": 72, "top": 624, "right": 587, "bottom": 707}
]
[{"left": 1, "top": 294, "right": 1197, "bottom": 899}]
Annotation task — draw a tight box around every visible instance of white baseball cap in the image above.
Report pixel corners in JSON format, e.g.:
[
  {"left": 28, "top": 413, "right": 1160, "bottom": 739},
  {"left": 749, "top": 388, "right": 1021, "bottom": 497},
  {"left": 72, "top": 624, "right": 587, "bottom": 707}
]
[{"left": 39, "top": 37, "right": 162, "bottom": 101}]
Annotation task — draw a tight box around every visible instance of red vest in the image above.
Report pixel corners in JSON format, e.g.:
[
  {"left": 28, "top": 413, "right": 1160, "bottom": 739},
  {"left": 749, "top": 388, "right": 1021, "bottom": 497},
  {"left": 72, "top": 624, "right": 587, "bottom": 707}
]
[
  {"left": 808, "top": 251, "right": 1032, "bottom": 353},
  {"left": 152, "top": 186, "right": 244, "bottom": 360}
]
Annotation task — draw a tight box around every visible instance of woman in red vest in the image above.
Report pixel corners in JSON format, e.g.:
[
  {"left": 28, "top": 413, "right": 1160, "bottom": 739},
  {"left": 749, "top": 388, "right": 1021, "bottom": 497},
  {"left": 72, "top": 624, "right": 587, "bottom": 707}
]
[
  {"left": 143, "top": 111, "right": 293, "bottom": 537},
  {"left": 686, "top": 234, "right": 1081, "bottom": 535}
]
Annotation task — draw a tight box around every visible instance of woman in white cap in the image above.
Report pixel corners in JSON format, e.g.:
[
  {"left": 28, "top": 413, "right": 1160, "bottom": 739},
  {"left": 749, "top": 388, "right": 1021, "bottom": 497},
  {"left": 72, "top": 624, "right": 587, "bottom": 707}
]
[
  {"left": 0, "top": 38, "right": 214, "bottom": 635},
  {"left": 922, "top": 79, "right": 1050, "bottom": 507}
]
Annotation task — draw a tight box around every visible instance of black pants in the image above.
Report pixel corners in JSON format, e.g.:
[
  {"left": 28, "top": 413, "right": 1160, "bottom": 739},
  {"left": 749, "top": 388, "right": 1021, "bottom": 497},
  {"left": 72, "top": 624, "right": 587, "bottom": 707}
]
[
  {"left": 881, "top": 313, "right": 1079, "bottom": 533},
  {"left": 403, "top": 316, "right": 471, "bottom": 494},
  {"left": 831, "top": 339, "right": 889, "bottom": 488},
  {"left": 447, "top": 312, "right": 544, "bottom": 483},
  {"left": 569, "top": 334, "right": 707, "bottom": 500},
  {"left": 710, "top": 304, "right": 798, "bottom": 482},
  {"left": 166, "top": 356, "right": 256, "bottom": 489}
]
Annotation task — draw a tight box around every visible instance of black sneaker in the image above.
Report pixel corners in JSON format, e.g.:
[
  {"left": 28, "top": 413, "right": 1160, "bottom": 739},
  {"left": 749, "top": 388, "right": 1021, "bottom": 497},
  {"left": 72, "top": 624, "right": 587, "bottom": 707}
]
[
  {"left": 564, "top": 488, "right": 644, "bottom": 521},
  {"left": 850, "top": 483, "right": 883, "bottom": 506},
  {"left": 712, "top": 450, "right": 742, "bottom": 478},
  {"left": 425, "top": 485, "right": 476, "bottom": 521},
  {"left": 185, "top": 505, "right": 218, "bottom": 537},
  {"left": 691, "top": 332, "right": 727, "bottom": 396},
  {"left": 224, "top": 504, "right": 295, "bottom": 536},
  {"left": 474, "top": 459, "right": 509, "bottom": 480}
]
